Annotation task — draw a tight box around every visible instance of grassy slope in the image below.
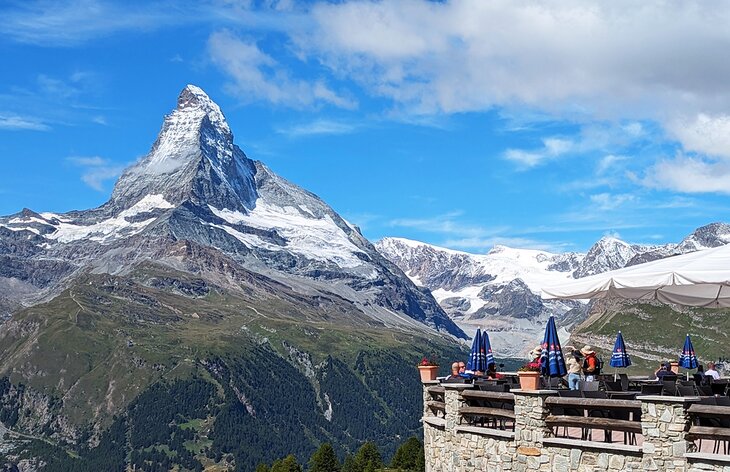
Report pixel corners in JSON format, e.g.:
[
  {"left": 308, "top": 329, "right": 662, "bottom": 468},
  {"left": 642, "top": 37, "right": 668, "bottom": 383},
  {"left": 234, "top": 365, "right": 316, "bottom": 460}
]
[
  {"left": 570, "top": 300, "right": 730, "bottom": 375},
  {"left": 0, "top": 263, "right": 465, "bottom": 465}
]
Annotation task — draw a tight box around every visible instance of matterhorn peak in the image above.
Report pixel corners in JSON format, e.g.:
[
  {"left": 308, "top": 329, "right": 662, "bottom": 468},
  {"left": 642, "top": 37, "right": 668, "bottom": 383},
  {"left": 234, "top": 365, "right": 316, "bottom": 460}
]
[
  {"left": 109, "top": 85, "right": 257, "bottom": 212},
  {"left": 174, "top": 84, "right": 230, "bottom": 135}
]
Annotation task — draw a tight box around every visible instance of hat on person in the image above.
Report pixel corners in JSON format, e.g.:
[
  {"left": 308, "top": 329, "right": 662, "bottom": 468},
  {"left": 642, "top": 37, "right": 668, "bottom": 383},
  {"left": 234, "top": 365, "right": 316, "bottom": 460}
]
[
  {"left": 530, "top": 346, "right": 543, "bottom": 357},
  {"left": 580, "top": 345, "right": 595, "bottom": 356}
]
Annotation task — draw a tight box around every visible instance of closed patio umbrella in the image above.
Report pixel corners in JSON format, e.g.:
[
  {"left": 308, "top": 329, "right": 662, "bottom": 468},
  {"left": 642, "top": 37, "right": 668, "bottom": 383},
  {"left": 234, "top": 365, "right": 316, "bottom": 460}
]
[
  {"left": 679, "top": 334, "right": 698, "bottom": 370},
  {"left": 610, "top": 331, "right": 632, "bottom": 369},
  {"left": 482, "top": 331, "right": 495, "bottom": 369},
  {"left": 467, "top": 328, "right": 486, "bottom": 373},
  {"left": 540, "top": 316, "right": 567, "bottom": 378}
]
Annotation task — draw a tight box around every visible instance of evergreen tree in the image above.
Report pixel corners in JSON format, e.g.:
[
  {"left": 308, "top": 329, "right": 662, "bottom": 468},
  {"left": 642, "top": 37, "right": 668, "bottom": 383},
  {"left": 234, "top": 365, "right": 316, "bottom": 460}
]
[
  {"left": 309, "top": 443, "right": 341, "bottom": 472},
  {"left": 391, "top": 437, "right": 424, "bottom": 471},
  {"left": 341, "top": 454, "right": 356, "bottom": 472},
  {"left": 353, "top": 442, "right": 382, "bottom": 472},
  {"left": 271, "top": 455, "right": 303, "bottom": 472}
]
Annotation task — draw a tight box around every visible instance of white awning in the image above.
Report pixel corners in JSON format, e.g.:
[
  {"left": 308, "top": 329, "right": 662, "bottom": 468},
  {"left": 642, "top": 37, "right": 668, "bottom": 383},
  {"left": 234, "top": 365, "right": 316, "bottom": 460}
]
[{"left": 541, "top": 243, "right": 730, "bottom": 308}]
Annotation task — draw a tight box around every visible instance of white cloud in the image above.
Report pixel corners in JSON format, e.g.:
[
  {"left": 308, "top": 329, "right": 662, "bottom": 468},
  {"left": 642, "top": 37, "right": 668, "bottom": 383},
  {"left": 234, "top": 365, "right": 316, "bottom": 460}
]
[
  {"left": 643, "top": 155, "right": 730, "bottom": 195},
  {"left": 207, "top": 30, "right": 356, "bottom": 109},
  {"left": 504, "top": 120, "right": 646, "bottom": 170},
  {"left": 596, "top": 154, "right": 628, "bottom": 174},
  {"left": 667, "top": 114, "right": 730, "bottom": 159},
  {"left": 504, "top": 137, "right": 573, "bottom": 168},
  {"left": 0, "top": 1, "right": 200, "bottom": 46},
  {"left": 295, "top": 1, "right": 730, "bottom": 120},
  {"left": 67, "top": 156, "right": 125, "bottom": 191},
  {"left": 589, "top": 193, "right": 635, "bottom": 211},
  {"left": 0, "top": 114, "right": 49, "bottom": 131},
  {"left": 277, "top": 119, "right": 357, "bottom": 137}
]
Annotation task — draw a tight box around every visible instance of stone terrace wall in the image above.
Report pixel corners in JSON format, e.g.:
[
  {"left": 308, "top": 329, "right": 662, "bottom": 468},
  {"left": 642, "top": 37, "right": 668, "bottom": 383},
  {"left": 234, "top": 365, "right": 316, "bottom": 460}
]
[{"left": 422, "top": 382, "right": 730, "bottom": 472}]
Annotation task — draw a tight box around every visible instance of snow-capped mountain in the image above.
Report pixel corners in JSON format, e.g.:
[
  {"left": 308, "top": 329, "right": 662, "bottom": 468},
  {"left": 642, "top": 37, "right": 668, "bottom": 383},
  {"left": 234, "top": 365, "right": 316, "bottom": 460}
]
[
  {"left": 376, "top": 224, "right": 730, "bottom": 355},
  {"left": 375, "top": 238, "right": 586, "bottom": 355},
  {"left": 572, "top": 237, "right": 657, "bottom": 278},
  {"left": 0, "top": 85, "right": 463, "bottom": 338}
]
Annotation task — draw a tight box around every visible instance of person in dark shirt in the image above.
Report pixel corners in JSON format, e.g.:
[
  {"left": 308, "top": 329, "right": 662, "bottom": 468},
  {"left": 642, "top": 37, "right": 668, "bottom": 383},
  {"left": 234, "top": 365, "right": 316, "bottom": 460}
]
[
  {"left": 655, "top": 362, "right": 677, "bottom": 380},
  {"left": 693, "top": 365, "right": 706, "bottom": 385}
]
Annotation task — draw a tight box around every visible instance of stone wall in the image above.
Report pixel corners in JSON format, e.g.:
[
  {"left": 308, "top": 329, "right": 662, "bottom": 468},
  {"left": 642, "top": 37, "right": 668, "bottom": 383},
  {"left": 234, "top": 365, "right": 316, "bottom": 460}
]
[{"left": 422, "top": 383, "right": 730, "bottom": 472}]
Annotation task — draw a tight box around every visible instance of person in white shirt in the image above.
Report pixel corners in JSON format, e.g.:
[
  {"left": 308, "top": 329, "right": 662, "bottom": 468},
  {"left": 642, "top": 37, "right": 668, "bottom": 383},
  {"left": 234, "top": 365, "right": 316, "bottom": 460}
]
[{"left": 705, "top": 362, "right": 721, "bottom": 380}]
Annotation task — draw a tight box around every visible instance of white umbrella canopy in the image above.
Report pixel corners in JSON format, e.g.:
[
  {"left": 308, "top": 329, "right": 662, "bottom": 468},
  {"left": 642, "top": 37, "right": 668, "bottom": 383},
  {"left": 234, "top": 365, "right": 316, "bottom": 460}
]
[{"left": 541, "top": 243, "right": 730, "bottom": 308}]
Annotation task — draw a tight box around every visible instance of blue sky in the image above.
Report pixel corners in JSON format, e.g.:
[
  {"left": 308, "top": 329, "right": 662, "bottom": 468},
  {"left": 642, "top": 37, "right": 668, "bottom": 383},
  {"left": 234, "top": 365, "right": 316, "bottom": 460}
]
[{"left": 1, "top": 1, "right": 729, "bottom": 253}]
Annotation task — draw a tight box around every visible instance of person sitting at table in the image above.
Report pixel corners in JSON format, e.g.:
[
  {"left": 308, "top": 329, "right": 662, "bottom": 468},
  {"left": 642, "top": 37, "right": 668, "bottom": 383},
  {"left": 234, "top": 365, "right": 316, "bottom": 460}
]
[
  {"left": 565, "top": 346, "right": 583, "bottom": 390},
  {"left": 706, "top": 362, "right": 721, "bottom": 380},
  {"left": 445, "top": 362, "right": 464, "bottom": 381},
  {"left": 485, "top": 362, "right": 503, "bottom": 380},
  {"left": 655, "top": 361, "right": 676, "bottom": 380},
  {"left": 693, "top": 364, "right": 707, "bottom": 385}
]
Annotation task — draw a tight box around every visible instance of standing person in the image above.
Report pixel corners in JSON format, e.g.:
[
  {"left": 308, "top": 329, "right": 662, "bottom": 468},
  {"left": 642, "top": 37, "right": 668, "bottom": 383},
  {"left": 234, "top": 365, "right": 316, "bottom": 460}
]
[
  {"left": 565, "top": 346, "right": 582, "bottom": 390},
  {"left": 581, "top": 346, "right": 599, "bottom": 382},
  {"left": 706, "top": 362, "right": 721, "bottom": 380}
]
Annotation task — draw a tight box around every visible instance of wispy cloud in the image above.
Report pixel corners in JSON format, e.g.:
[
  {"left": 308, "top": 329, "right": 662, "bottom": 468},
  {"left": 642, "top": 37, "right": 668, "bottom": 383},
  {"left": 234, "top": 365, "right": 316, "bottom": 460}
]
[
  {"left": 589, "top": 192, "right": 636, "bottom": 211},
  {"left": 277, "top": 119, "right": 358, "bottom": 138},
  {"left": 0, "top": 1, "right": 200, "bottom": 46},
  {"left": 387, "top": 211, "right": 568, "bottom": 252},
  {"left": 504, "top": 137, "right": 573, "bottom": 168},
  {"left": 0, "top": 113, "right": 50, "bottom": 131},
  {"left": 67, "top": 156, "right": 125, "bottom": 191},
  {"left": 208, "top": 30, "right": 356, "bottom": 110}
]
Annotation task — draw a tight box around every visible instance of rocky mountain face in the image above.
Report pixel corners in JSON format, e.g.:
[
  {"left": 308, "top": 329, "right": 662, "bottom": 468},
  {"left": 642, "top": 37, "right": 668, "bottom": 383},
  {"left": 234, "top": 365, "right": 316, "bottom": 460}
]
[
  {"left": 0, "top": 86, "right": 467, "bottom": 470},
  {"left": 374, "top": 238, "right": 587, "bottom": 356},
  {"left": 376, "top": 224, "right": 730, "bottom": 356},
  {"left": 0, "top": 84, "right": 461, "bottom": 340}
]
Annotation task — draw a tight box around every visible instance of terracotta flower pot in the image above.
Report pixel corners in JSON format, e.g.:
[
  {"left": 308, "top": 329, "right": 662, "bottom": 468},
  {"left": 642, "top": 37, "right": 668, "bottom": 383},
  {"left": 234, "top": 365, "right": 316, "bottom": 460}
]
[
  {"left": 418, "top": 365, "right": 439, "bottom": 382},
  {"left": 518, "top": 371, "right": 540, "bottom": 390}
]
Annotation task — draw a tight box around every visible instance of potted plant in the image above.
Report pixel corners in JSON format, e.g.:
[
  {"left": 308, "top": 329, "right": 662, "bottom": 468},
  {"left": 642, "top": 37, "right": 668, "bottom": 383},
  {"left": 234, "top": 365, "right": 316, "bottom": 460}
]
[
  {"left": 417, "top": 357, "right": 440, "bottom": 382},
  {"left": 517, "top": 361, "right": 541, "bottom": 390}
]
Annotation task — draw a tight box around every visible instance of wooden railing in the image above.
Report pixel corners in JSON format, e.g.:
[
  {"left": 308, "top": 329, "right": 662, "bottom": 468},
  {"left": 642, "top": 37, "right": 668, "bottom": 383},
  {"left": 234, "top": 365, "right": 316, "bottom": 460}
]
[
  {"left": 544, "top": 396, "right": 642, "bottom": 444},
  {"left": 458, "top": 390, "right": 515, "bottom": 431},
  {"left": 426, "top": 385, "right": 446, "bottom": 416},
  {"left": 688, "top": 403, "right": 730, "bottom": 454}
]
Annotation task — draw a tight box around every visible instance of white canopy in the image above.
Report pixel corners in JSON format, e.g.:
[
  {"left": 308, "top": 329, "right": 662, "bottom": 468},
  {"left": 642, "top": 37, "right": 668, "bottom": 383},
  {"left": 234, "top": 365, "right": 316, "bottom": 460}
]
[{"left": 541, "top": 243, "right": 730, "bottom": 307}]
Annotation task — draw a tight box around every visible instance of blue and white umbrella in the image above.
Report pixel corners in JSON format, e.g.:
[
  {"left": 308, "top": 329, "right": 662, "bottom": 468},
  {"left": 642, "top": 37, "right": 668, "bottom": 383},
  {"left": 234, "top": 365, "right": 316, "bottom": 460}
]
[
  {"left": 482, "top": 331, "right": 495, "bottom": 369},
  {"left": 540, "top": 316, "right": 567, "bottom": 377},
  {"left": 610, "top": 331, "right": 632, "bottom": 368},
  {"left": 467, "top": 328, "right": 487, "bottom": 372},
  {"left": 679, "top": 334, "right": 698, "bottom": 369}
]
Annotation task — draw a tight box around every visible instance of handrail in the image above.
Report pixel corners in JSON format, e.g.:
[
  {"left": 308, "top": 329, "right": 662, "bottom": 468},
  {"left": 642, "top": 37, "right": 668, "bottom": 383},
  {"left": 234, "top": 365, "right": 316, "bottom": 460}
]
[
  {"left": 687, "top": 404, "right": 730, "bottom": 417},
  {"left": 545, "top": 415, "right": 642, "bottom": 433},
  {"left": 545, "top": 397, "right": 641, "bottom": 410},
  {"left": 460, "top": 390, "right": 515, "bottom": 402}
]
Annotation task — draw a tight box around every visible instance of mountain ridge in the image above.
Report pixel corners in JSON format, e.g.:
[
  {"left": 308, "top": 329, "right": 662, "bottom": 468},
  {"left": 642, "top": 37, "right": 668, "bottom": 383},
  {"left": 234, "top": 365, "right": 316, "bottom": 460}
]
[
  {"left": 375, "top": 223, "right": 730, "bottom": 355},
  {"left": 0, "top": 84, "right": 463, "bottom": 339}
]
